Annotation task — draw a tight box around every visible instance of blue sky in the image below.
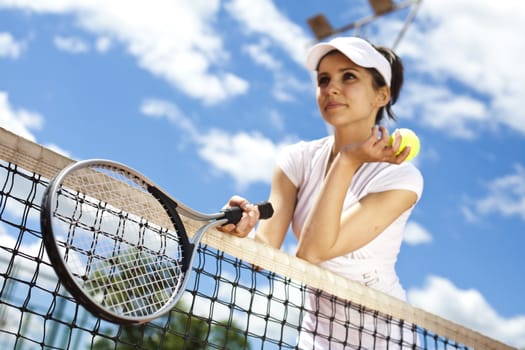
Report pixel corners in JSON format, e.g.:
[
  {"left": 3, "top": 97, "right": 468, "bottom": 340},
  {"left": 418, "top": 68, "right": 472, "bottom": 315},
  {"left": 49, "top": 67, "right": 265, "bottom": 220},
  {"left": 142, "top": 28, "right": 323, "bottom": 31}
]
[{"left": 0, "top": 0, "right": 524, "bottom": 347}]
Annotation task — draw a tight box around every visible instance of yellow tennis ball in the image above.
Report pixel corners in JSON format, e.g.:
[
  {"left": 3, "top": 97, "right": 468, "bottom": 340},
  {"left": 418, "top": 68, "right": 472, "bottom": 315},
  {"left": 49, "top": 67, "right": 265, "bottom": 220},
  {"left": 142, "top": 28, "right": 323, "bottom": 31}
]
[{"left": 388, "top": 128, "right": 420, "bottom": 161}]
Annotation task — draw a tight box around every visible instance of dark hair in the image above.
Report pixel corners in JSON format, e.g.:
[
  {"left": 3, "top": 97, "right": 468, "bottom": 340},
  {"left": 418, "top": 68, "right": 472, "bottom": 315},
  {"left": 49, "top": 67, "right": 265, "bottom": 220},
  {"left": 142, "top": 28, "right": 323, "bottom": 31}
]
[{"left": 369, "top": 45, "right": 404, "bottom": 124}]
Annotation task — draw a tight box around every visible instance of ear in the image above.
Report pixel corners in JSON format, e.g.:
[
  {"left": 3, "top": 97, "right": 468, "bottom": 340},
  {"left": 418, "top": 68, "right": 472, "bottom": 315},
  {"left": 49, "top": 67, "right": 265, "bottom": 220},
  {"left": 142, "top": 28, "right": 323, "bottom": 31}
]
[{"left": 375, "top": 86, "right": 391, "bottom": 107}]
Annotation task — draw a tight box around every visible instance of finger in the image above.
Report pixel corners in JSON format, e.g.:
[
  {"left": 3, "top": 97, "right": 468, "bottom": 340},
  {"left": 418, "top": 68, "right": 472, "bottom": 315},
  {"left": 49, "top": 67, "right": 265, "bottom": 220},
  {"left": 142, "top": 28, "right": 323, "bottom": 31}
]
[
  {"left": 248, "top": 206, "right": 260, "bottom": 229},
  {"left": 378, "top": 125, "right": 390, "bottom": 143},
  {"left": 238, "top": 203, "right": 262, "bottom": 235},
  {"left": 231, "top": 214, "right": 249, "bottom": 236},
  {"left": 399, "top": 145, "right": 411, "bottom": 159},
  {"left": 235, "top": 210, "right": 257, "bottom": 235},
  {"left": 393, "top": 145, "right": 411, "bottom": 163},
  {"left": 391, "top": 129, "right": 402, "bottom": 152},
  {"left": 233, "top": 222, "right": 251, "bottom": 237},
  {"left": 217, "top": 223, "right": 236, "bottom": 233},
  {"left": 370, "top": 125, "right": 380, "bottom": 140},
  {"left": 251, "top": 264, "right": 263, "bottom": 272},
  {"left": 368, "top": 126, "right": 383, "bottom": 148},
  {"left": 228, "top": 195, "right": 249, "bottom": 208}
]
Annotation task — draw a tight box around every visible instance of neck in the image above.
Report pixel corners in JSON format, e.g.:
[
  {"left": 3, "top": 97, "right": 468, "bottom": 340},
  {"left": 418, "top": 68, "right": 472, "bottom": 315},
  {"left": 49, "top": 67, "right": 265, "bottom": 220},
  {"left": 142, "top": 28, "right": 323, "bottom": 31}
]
[{"left": 331, "top": 123, "right": 375, "bottom": 155}]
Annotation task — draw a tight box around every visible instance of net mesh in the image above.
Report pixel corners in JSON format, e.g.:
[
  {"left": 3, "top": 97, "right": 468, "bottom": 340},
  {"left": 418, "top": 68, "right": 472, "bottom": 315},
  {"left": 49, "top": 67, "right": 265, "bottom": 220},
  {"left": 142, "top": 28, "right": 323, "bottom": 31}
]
[{"left": 0, "top": 127, "right": 515, "bottom": 350}]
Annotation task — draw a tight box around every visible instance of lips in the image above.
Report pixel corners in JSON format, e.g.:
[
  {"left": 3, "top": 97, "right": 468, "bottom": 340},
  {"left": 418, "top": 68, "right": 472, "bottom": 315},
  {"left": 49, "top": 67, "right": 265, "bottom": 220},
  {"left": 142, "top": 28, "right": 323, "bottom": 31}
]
[{"left": 325, "top": 101, "right": 346, "bottom": 110}]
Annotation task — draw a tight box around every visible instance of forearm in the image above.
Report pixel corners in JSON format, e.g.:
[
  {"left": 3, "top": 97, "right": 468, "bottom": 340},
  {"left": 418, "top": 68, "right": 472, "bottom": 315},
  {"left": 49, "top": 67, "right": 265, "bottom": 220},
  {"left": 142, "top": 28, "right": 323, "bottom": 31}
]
[
  {"left": 296, "top": 154, "right": 361, "bottom": 263},
  {"left": 255, "top": 166, "right": 297, "bottom": 250},
  {"left": 254, "top": 219, "right": 286, "bottom": 249}
]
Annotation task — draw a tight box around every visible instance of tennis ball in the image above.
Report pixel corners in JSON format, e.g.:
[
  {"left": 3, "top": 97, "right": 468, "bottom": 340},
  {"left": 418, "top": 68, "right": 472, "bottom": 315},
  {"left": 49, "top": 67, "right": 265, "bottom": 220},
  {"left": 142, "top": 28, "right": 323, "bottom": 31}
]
[{"left": 388, "top": 128, "right": 420, "bottom": 162}]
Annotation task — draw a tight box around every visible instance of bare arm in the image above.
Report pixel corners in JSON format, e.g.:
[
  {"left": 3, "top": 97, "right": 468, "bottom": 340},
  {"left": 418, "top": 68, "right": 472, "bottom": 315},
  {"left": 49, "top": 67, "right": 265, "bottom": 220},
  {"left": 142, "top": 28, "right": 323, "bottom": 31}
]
[
  {"left": 296, "top": 127, "right": 417, "bottom": 263},
  {"left": 218, "top": 165, "right": 297, "bottom": 251},
  {"left": 254, "top": 166, "right": 297, "bottom": 249},
  {"left": 297, "top": 167, "right": 417, "bottom": 263}
]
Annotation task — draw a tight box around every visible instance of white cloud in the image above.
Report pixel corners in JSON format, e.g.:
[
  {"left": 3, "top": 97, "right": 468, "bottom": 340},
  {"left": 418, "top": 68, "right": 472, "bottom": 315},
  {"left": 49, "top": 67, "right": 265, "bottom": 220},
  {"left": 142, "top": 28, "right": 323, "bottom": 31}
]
[
  {"left": 268, "top": 109, "right": 285, "bottom": 132},
  {"left": 0, "top": 32, "right": 24, "bottom": 59},
  {"left": 243, "top": 38, "right": 281, "bottom": 71},
  {"left": 273, "top": 72, "right": 311, "bottom": 103},
  {"left": 408, "top": 275, "right": 525, "bottom": 348},
  {"left": 468, "top": 164, "right": 525, "bottom": 221},
  {"left": 197, "top": 129, "right": 284, "bottom": 189},
  {"left": 0, "top": 0, "right": 248, "bottom": 104},
  {"left": 140, "top": 98, "right": 294, "bottom": 188},
  {"left": 460, "top": 204, "right": 478, "bottom": 224},
  {"left": 0, "top": 91, "right": 43, "bottom": 142},
  {"left": 141, "top": 98, "right": 198, "bottom": 138},
  {"left": 399, "top": 82, "right": 488, "bottom": 139},
  {"left": 240, "top": 38, "right": 311, "bottom": 103},
  {"left": 387, "top": 0, "right": 525, "bottom": 137},
  {"left": 53, "top": 35, "right": 90, "bottom": 54},
  {"left": 225, "top": 0, "right": 310, "bottom": 66},
  {"left": 403, "top": 221, "right": 432, "bottom": 245},
  {"left": 44, "top": 143, "right": 72, "bottom": 158},
  {"left": 95, "top": 36, "right": 111, "bottom": 53},
  {"left": 0, "top": 92, "right": 73, "bottom": 159},
  {"left": 226, "top": 0, "right": 312, "bottom": 104}
]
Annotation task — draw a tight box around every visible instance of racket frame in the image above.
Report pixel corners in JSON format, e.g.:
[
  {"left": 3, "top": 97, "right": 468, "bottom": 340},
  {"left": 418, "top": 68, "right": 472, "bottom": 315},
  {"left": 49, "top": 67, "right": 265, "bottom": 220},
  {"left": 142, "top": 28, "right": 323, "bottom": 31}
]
[{"left": 40, "top": 159, "right": 238, "bottom": 324}]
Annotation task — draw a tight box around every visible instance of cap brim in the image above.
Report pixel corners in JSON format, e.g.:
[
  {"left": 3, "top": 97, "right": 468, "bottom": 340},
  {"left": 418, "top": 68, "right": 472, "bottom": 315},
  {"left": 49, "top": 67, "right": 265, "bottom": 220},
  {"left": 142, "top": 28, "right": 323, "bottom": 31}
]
[
  {"left": 306, "top": 42, "right": 377, "bottom": 71},
  {"left": 305, "top": 43, "right": 338, "bottom": 70},
  {"left": 304, "top": 37, "right": 391, "bottom": 86}
]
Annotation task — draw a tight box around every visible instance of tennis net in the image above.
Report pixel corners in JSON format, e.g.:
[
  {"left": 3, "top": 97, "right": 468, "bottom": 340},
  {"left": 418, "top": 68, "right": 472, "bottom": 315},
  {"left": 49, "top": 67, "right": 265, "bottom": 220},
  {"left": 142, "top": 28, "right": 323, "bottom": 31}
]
[{"left": 0, "top": 127, "right": 515, "bottom": 350}]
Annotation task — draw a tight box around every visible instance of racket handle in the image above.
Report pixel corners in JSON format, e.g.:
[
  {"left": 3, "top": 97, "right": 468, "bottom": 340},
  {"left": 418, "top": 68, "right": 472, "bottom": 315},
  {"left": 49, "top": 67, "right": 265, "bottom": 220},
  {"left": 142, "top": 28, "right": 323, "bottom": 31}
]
[
  {"left": 222, "top": 201, "right": 274, "bottom": 224},
  {"left": 257, "top": 202, "right": 274, "bottom": 220}
]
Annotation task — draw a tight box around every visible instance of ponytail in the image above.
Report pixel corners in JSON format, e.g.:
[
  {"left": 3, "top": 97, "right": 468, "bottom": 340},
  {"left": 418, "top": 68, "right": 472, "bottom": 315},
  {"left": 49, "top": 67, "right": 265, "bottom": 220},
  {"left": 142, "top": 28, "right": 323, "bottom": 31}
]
[{"left": 370, "top": 45, "right": 404, "bottom": 123}]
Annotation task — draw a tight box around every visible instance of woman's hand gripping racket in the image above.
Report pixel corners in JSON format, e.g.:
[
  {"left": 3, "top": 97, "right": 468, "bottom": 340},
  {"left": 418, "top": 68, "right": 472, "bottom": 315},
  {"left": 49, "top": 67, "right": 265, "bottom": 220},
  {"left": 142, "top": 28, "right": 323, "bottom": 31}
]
[{"left": 40, "top": 159, "right": 273, "bottom": 325}]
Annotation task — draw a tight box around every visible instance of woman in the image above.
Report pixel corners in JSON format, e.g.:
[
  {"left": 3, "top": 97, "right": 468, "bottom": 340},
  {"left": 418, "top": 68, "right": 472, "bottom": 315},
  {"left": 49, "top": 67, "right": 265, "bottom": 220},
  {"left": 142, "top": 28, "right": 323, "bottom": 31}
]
[{"left": 221, "top": 36, "right": 423, "bottom": 349}]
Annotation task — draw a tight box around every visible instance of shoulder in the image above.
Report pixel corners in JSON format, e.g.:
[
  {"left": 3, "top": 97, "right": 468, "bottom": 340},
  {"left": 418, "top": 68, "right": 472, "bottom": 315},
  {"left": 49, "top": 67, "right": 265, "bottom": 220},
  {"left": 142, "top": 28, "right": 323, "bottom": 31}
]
[
  {"left": 277, "top": 136, "right": 332, "bottom": 187},
  {"left": 359, "top": 162, "right": 424, "bottom": 199},
  {"left": 278, "top": 136, "right": 332, "bottom": 163},
  {"left": 281, "top": 136, "right": 332, "bottom": 154}
]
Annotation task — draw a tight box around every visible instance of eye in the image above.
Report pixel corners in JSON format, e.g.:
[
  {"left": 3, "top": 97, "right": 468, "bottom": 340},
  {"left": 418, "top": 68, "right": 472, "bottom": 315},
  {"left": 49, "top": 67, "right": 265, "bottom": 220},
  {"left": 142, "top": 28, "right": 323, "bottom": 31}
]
[
  {"left": 317, "top": 75, "right": 330, "bottom": 87},
  {"left": 342, "top": 72, "right": 356, "bottom": 81}
]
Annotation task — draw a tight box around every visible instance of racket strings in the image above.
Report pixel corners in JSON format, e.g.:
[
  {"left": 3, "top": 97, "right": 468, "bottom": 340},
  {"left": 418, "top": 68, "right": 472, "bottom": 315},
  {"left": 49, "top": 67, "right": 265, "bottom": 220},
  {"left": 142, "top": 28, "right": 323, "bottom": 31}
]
[
  {"left": 51, "top": 166, "right": 186, "bottom": 318},
  {"left": 63, "top": 166, "right": 175, "bottom": 230}
]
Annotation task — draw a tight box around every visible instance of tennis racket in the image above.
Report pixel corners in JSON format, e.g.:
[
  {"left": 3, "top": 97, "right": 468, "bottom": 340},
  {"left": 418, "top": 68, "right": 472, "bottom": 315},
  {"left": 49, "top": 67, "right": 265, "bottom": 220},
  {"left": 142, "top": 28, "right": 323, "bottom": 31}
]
[{"left": 40, "top": 159, "right": 273, "bottom": 325}]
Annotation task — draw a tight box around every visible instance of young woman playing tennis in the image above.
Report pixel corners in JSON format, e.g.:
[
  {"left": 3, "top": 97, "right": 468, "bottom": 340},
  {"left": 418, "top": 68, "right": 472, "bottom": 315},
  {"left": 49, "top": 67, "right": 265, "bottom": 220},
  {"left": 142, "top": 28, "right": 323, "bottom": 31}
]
[{"left": 221, "top": 36, "right": 423, "bottom": 349}]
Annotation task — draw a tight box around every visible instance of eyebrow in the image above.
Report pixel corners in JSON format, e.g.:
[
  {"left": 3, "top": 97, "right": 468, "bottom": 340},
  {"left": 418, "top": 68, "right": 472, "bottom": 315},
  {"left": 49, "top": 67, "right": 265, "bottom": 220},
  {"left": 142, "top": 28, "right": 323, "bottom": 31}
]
[{"left": 317, "top": 66, "right": 360, "bottom": 76}]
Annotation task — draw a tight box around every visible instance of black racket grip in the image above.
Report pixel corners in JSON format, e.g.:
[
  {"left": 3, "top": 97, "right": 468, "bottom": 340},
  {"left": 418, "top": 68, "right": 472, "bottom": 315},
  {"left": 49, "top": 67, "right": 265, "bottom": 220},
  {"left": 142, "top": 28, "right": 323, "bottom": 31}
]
[
  {"left": 257, "top": 202, "right": 274, "bottom": 219},
  {"left": 222, "top": 201, "right": 274, "bottom": 225}
]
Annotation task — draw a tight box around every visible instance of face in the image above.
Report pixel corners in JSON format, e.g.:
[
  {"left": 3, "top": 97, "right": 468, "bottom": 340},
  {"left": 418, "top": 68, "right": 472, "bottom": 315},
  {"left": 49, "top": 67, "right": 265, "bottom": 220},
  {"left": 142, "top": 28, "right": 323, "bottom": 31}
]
[{"left": 316, "top": 51, "right": 389, "bottom": 129}]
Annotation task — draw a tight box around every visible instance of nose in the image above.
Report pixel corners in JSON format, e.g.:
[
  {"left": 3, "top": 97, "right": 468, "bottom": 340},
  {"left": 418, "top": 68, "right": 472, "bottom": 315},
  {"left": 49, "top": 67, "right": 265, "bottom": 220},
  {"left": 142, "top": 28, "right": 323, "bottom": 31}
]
[{"left": 323, "top": 80, "right": 340, "bottom": 95}]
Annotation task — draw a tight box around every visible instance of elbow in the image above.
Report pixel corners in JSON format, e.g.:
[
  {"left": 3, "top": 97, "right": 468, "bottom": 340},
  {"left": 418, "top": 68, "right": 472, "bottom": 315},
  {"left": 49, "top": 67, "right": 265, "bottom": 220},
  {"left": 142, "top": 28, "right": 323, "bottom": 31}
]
[
  {"left": 296, "top": 247, "right": 325, "bottom": 265},
  {"left": 296, "top": 230, "right": 332, "bottom": 264}
]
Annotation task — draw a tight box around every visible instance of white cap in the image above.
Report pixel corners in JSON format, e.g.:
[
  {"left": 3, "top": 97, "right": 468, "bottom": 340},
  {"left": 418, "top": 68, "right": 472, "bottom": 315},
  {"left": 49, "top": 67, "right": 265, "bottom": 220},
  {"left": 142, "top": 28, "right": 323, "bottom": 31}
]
[{"left": 305, "top": 36, "right": 391, "bottom": 87}]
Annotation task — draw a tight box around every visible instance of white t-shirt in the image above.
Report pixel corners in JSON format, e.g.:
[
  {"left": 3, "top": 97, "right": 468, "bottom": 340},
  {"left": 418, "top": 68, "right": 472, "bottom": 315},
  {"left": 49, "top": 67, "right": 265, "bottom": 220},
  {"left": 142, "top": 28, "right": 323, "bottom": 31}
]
[{"left": 277, "top": 136, "right": 424, "bottom": 349}]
